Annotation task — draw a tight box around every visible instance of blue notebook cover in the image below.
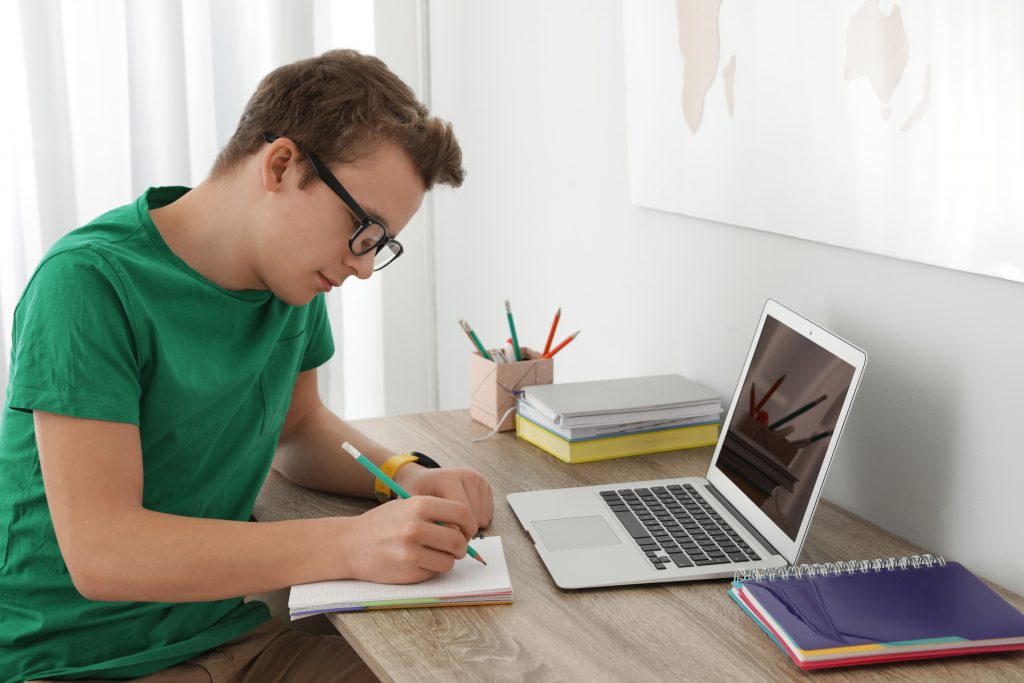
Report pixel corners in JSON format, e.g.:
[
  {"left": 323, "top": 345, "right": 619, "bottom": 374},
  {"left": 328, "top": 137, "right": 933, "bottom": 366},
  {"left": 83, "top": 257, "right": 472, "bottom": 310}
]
[{"left": 742, "top": 562, "right": 1024, "bottom": 652}]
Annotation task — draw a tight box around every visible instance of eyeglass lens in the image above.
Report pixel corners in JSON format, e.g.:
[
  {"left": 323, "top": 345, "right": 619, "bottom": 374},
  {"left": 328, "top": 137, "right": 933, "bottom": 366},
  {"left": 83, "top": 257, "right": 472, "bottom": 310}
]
[
  {"left": 352, "top": 223, "right": 387, "bottom": 256},
  {"left": 373, "top": 241, "right": 401, "bottom": 270}
]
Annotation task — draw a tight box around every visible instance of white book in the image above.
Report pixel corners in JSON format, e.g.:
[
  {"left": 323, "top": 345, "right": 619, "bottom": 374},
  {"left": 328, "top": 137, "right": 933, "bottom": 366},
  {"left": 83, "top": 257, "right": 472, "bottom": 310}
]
[
  {"left": 288, "top": 536, "right": 512, "bottom": 618},
  {"left": 517, "top": 399, "right": 720, "bottom": 441},
  {"left": 522, "top": 374, "right": 720, "bottom": 427}
]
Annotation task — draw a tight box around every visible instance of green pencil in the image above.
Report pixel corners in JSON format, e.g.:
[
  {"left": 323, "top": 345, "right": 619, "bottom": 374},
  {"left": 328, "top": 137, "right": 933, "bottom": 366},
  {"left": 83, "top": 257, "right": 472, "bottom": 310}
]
[
  {"left": 769, "top": 394, "right": 827, "bottom": 430},
  {"left": 341, "top": 442, "right": 487, "bottom": 566},
  {"left": 459, "top": 319, "right": 492, "bottom": 361},
  {"left": 504, "top": 299, "right": 522, "bottom": 361}
]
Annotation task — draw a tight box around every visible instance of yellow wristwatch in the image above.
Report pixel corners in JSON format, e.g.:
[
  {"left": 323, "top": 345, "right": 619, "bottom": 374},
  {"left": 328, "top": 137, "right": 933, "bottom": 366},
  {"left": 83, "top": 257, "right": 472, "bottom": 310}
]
[{"left": 374, "top": 452, "right": 440, "bottom": 503}]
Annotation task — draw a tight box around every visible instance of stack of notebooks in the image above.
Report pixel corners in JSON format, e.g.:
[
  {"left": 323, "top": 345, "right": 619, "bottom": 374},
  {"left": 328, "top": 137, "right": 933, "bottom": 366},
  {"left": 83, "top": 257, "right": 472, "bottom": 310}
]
[
  {"left": 516, "top": 374, "right": 721, "bottom": 464},
  {"left": 729, "top": 554, "right": 1024, "bottom": 669},
  {"left": 288, "top": 536, "right": 512, "bottom": 618}
]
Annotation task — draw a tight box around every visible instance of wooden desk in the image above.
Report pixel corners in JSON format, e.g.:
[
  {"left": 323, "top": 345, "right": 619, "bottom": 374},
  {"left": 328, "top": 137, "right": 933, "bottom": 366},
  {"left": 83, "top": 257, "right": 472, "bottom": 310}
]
[{"left": 254, "top": 410, "right": 1024, "bottom": 682}]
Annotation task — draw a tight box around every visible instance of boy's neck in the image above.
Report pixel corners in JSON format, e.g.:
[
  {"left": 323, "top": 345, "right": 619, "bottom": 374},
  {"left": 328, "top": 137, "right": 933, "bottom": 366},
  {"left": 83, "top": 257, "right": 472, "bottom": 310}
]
[{"left": 148, "top": 172, "right": 267, "bottom": 292}]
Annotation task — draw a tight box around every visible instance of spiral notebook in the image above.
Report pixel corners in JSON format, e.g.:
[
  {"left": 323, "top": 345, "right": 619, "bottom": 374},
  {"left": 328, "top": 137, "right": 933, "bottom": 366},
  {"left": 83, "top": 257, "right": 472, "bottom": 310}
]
[
  {"left": 729, "top": 554, "right": 1024, "bottom": 669},
  {"left": 288, "top": 536, "right": 512, "bottom": 618}
]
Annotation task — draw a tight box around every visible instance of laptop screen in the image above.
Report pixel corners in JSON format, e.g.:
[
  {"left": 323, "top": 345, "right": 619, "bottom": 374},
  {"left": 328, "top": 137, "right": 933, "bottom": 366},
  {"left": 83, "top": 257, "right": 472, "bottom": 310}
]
[{"left": 714, "top": 314, "right": 856, "bottom": 541}]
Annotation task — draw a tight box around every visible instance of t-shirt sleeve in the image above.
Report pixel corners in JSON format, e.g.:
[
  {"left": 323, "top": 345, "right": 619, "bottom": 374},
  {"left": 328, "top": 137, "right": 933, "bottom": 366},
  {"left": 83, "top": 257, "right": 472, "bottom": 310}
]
[
  {"left": 299, "top": 292, "right": 335, "bottom": 372},
  {"left": 7, "top": 248, "right": 142, "bottom": 424}
]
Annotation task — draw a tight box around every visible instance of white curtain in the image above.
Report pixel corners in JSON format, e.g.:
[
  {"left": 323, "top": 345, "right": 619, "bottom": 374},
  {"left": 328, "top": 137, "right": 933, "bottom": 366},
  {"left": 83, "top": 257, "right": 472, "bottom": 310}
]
[{"left": 0, "top": 0, "right": 404, "bottom": 419}]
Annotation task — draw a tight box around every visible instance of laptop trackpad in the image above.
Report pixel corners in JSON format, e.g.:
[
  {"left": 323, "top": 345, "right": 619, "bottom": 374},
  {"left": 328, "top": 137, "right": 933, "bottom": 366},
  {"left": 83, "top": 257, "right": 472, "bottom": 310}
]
[{"left": 533, "top": 516, "right": 622, "bottom": 552}]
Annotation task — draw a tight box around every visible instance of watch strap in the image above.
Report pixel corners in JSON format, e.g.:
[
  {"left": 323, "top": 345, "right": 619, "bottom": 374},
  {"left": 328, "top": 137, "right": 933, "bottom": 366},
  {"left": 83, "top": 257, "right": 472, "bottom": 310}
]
[{"left": 375, "top": 454, "right": 419, "bottom": 503}]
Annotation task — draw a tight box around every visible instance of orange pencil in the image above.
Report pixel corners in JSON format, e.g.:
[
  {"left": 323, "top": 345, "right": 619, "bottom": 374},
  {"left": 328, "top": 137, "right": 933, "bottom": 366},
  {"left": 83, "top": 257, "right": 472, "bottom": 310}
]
[
  {"left": 543, "top": 331, "right": 579, "bottom": 359},
  {"left": 754, "top": 374, "right": 786, "bottom": 414},
  {"left": 543, "top": 307, "right": 561, "bottom": 356}
]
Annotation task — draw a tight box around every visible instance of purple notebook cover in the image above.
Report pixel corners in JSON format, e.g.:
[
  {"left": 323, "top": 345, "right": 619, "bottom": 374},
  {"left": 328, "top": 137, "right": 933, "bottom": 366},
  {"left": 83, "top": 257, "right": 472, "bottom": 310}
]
[{"left": 743, "top": 562, "right": 1024, "bottom": 651}]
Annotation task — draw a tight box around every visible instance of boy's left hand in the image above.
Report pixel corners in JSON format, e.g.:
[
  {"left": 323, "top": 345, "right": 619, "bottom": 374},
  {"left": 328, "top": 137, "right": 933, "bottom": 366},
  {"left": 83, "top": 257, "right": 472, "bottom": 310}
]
[{"left": 394, "top": 464, "right": 493, "bottom": 529}]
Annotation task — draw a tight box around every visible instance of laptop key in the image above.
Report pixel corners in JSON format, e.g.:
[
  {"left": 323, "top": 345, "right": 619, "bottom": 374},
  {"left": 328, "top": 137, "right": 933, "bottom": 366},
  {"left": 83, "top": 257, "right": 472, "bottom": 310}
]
[
  {"left": 728, "top": 553, "right": 749, "bottom": 562},
  {"left": 613, "top": 511, "right": 651, "bottom": 539},
  {"left": 667, "top": 552, "right": 694, "bottom": 568},
  {"left": 693, "top": 557, "right": 725, "bottom": 566}
]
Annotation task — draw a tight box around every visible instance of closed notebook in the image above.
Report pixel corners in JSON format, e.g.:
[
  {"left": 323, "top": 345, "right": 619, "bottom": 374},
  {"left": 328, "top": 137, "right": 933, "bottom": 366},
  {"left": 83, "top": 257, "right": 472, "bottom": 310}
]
[
  {"left": 729, "top": 555, "right": 1024, "bottom": 670},
  {"left": 521, "top": 374, "right": 720, "bottom": 427},
  {"left": 289, "top": 536, "right": 512, "bottom": 618}
]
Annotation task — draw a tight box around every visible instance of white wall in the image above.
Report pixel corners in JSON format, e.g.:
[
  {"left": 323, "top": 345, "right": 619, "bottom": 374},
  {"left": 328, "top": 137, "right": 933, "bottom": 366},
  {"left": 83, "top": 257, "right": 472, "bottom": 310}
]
[{"left": 426, "top": 0, "right": 1024, "bottom": 595}]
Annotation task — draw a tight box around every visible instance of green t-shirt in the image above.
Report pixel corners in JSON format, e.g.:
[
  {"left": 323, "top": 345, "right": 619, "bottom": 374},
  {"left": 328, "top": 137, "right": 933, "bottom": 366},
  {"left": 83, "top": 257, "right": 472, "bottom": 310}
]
[{"left": 0, "top": 187, "right": 334, "bottom": 681}]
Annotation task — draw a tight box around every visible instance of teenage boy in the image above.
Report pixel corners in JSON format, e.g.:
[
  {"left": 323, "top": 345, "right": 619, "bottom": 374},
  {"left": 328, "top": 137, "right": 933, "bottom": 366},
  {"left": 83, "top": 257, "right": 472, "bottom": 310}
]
[{"left": 0, "top": 50, "right": 489, "bottom": 682}]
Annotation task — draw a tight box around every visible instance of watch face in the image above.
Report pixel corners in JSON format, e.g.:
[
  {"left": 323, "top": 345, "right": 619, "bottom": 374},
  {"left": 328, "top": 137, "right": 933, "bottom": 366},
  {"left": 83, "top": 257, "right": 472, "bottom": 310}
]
[{"left": 411, "top": 451, "right": 441, "bottom": 468}]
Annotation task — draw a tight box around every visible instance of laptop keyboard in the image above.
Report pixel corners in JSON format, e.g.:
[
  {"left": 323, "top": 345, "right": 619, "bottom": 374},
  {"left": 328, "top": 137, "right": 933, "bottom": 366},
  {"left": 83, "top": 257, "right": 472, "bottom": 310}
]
[{"left": 600, "top": 484, "right": 761, "bottom": 571}]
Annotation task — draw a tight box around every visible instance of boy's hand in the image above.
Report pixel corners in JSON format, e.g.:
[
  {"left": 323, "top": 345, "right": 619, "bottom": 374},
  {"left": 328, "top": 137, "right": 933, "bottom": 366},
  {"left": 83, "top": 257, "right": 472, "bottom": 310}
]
[
  {"left": 394, "top": 464, "right": 494, "bottom": 529},
  {"left": 343, "top": 496, "right": 477, "bottom": 584}
]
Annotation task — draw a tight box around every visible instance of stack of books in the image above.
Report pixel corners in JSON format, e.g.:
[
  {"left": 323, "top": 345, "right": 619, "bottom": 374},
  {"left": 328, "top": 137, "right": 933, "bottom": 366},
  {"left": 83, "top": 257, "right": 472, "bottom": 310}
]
[{"left": 516, "top": 374, "right": 721, "bottom": 464}]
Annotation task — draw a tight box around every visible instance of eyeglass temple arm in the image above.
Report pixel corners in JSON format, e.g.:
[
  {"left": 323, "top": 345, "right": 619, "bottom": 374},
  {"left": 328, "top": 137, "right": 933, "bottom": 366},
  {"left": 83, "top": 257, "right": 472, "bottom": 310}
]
[{"left": 262, "top": 133, "right": 375, "bottom": 226}]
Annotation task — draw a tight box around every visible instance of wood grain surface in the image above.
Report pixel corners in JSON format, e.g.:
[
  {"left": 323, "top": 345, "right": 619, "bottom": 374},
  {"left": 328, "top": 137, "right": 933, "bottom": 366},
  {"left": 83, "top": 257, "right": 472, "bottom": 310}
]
[{"left": 253, "top": 410, "right": 1024, "bottom": 683}]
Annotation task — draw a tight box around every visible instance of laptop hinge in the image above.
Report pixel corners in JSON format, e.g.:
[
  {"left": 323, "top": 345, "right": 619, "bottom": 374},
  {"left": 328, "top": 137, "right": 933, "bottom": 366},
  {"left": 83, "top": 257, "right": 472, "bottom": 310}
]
[{"left": 704, "top": 483, "right": 779, "bottom": 557}]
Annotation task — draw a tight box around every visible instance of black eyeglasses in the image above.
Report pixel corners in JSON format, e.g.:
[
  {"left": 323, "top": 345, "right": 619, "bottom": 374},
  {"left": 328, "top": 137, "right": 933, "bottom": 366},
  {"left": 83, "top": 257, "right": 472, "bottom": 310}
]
[{"left": 263, "top": 133, "right": 403, "bottom": 271}]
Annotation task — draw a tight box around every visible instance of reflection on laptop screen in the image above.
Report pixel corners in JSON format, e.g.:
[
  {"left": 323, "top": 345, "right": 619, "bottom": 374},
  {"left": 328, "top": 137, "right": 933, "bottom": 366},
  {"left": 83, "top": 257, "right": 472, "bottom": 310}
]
[{"left": 715, "top": 315, "right": 856, "bottom": 540}]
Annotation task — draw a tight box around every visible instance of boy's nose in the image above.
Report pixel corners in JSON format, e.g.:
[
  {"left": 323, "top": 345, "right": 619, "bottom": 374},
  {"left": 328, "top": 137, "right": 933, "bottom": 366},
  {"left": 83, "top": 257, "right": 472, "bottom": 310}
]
[{"left": 353, "top": 251, "right": 375, "bottom": 280}]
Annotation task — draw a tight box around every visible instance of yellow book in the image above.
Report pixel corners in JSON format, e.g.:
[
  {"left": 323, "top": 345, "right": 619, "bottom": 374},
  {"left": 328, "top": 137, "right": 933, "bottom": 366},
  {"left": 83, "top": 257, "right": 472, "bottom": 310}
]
[{"left": 515, "top": 415, "right": 719, "bottom": 464}]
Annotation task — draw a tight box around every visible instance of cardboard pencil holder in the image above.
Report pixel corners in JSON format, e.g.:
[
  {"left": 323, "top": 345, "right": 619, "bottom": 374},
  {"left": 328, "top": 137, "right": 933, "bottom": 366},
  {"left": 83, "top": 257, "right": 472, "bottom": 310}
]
[{"left": 469, "top": 347, "right": 553, "bottom": 432}]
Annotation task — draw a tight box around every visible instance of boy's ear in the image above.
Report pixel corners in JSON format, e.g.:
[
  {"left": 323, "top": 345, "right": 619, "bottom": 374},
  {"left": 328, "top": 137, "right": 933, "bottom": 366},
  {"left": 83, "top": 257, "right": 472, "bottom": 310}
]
[{"left": 261, "top": 138, "right": 301, "bottom": 191}]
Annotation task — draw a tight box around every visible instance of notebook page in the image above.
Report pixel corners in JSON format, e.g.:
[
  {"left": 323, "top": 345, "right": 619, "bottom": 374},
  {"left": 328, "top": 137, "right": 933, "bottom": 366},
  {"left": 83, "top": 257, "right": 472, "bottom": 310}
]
[{"left": 289, "top": 536, "right": 510, "bottom": 610}]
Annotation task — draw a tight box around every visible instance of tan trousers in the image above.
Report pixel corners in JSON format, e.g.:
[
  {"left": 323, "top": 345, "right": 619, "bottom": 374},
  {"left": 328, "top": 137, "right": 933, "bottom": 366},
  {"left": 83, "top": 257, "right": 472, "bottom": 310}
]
[{"left": 32, "top": 618, "right": 379, "bottom": 683}]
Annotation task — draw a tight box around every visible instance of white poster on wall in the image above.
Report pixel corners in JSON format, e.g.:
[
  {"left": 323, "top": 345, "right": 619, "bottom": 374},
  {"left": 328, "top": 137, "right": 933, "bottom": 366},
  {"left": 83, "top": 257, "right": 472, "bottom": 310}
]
[{"left": 623, "top": 0, "right": 1024, "bottom": 283}]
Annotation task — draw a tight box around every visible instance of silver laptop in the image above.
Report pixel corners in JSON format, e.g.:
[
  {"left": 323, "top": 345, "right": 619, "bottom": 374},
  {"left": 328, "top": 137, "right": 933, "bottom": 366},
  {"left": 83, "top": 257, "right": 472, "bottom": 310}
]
[{"left": 508, "top": 300, "right": 866, "bottom": 589}]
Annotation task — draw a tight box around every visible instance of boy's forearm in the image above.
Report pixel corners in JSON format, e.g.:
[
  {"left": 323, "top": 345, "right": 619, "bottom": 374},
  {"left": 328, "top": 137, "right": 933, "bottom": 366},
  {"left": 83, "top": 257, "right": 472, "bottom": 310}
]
[
  {"left": 272, "top": 404, "right": 396, "bottom": 498},
  {"left": 74, "top": 510, "right": 353, "bottom": 603}
]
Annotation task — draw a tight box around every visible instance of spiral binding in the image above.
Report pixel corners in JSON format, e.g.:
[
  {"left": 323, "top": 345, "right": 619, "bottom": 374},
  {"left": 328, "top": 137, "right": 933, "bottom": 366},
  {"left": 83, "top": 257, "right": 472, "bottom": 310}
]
[{"left": 734, "top": 553, "right": 946, "bottom": 582}]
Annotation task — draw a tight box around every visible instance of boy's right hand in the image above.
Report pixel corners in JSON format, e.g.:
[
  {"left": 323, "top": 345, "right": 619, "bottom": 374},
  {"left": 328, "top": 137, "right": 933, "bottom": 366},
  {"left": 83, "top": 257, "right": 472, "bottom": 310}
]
[{"left": 340, "top": 496, "right": 479, "bottom": 584}]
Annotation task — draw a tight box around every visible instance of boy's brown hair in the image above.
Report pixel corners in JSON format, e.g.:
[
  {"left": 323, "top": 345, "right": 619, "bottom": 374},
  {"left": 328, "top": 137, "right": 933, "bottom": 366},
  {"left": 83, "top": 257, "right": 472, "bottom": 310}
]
[{"left": 211, "top": 49, "right": 465, "bottom": 190}]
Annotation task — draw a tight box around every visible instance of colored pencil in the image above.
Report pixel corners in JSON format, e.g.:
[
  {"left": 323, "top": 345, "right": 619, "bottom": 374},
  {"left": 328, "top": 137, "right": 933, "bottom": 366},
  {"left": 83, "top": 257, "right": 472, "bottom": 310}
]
[
  {"left": 769, "top": 394, "right": 827, "bottom": 430},
  {"left": 543, "top": 307, "right": 561, "bottom": 356},
  {"left": 792, "top": 430, "right": 833, "bottom": 448},
  {"left": 754, "top": 374, "right": 786, "bottom": 414},
  {"left": 505, "top": 300, "right": 522, "bottom": 361},
  {"left": 542, "top": 331, "right": 579, "bottom": 359},
  {"left": 342, "top": 442, "right": 486, "bottom": 566},
  {"left": 459, "top": 319, "right": 492, "bottom": 361}
]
